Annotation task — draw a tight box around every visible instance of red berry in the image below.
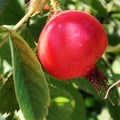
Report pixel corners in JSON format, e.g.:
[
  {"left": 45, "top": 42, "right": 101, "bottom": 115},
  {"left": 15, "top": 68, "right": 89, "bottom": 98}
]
[{"left": 38, "top": 10, "right": 108, "bottom": 80}]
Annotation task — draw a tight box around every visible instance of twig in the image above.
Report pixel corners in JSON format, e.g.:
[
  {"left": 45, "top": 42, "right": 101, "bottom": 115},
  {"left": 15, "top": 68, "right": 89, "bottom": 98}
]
[
  {"left": 12, "top": 0, "right": 48, "bottom": 32},
  {"left": 104, "top": 80, "right": 120, "bottom": 99}
]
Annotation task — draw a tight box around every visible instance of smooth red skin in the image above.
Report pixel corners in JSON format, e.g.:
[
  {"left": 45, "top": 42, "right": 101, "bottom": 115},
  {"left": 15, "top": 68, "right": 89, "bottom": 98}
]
[{"left": 38, "top": 10, "right": 108, "bottom": 80}]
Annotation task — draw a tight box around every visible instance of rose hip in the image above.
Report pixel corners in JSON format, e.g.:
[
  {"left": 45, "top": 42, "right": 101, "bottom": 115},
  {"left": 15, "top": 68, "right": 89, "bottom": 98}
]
[{"left": 38, "top": 10, "right": 108, "bottom": 94}]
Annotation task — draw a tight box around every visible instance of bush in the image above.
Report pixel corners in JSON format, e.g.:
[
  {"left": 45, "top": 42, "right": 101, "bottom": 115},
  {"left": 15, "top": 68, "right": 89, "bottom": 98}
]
[{"left": 0, "top": 0, "right": 120, "bottom": 120}]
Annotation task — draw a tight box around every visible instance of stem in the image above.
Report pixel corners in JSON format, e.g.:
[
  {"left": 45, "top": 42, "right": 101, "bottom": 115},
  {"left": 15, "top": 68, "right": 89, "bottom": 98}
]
[
  {"left": 12, "top": 8, "right": 34, "bottom": 32},
  {"left": 0, "top": 34, "right": 9, "bottom": 47},
  {"left": 12, "top": 0, "right": 48, "bottom": 32},
  {"left": 104, "top": 80, "right": 120, "bottom": 99},
  {"left": 50, "top": 0, "right": 59, "bottom": 12}
]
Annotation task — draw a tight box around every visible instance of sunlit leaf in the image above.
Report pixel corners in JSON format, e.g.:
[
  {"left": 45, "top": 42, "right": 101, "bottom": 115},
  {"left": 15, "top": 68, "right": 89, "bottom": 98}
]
[
  {"left": 112, "top": 13, "right": 120, "bottom": 20},
  {"left": 112, "top": 57, "right": 120, "bottom": 74},
  {"left": 47, "top": 85, "right": 74, "bottom": 120},
  {"left": 107, "top": 44, "right": 120, "bottom": 53},
  {"left": 0, "top": 26, "right": 9, "bottom": 33},
  {"left": 47, "top": 75, "right": 87, "bottom": 120},
  {"left": 9, "top": 32, "right": 50, "bottom": 120}
]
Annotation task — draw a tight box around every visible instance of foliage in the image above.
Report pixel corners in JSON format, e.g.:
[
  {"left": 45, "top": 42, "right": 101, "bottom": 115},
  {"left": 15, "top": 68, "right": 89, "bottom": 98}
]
[{"left": 0, "top": 0, "right": 120, "bottom": 120}]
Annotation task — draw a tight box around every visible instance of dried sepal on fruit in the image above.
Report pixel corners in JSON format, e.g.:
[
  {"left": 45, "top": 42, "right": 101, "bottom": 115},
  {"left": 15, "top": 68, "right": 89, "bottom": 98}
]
[{"left": 29, "top": 0, "right": 48, "bottom": 13}]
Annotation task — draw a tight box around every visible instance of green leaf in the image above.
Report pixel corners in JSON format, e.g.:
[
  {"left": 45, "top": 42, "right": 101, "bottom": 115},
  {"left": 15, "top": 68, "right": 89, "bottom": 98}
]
[
  {"left": 0, "top": 26, "right": 9, "bottom": 33},
  {"left": 107, "top": 44, "right": 120, "bottom": 53},
  {"left": 0, "top": 0, "right": 25, "bottom": 25},
  {"left": 0, "top": 41, "right": 11, "bottom": 71},
  {"left": 105, "top": 91, "right": 120, "bottom": 120},
  {"left": 18, "top": 28, "right": 36, "bottom": 49},
  {"left": 0, "top": 26, "right": 9, "bottom": 47},
  {"left": 9, "top": 32, "right": 50, "bottom": 120},
  {"left": 112, "top": 13, "right": 120, "bottom": 20},
  {"left": 47, "top": 75, "right": 87, "bottom": 120},
  {"left": 0, "top": 75, "right": 19, "bottom": 113},
  {"left": 0, "top": 0, "right": 9, "bottom": 14},
  {"left": 106, "top": 18, "right": 120, "bottom": 46},
  {"left": 80, "top": 0, "right": 107, "bottom": 17},
  {"left": 72, "top": 77, "right": 98, "bottom": 96},
  {"left": 28, "top": 14, "right": 48, "bottom": 41}
]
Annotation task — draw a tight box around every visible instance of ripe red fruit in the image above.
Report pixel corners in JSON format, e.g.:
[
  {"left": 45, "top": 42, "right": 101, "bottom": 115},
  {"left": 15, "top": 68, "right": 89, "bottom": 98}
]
[{"left": 38, "top": 10, "right": 108, "bottom": 81}]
